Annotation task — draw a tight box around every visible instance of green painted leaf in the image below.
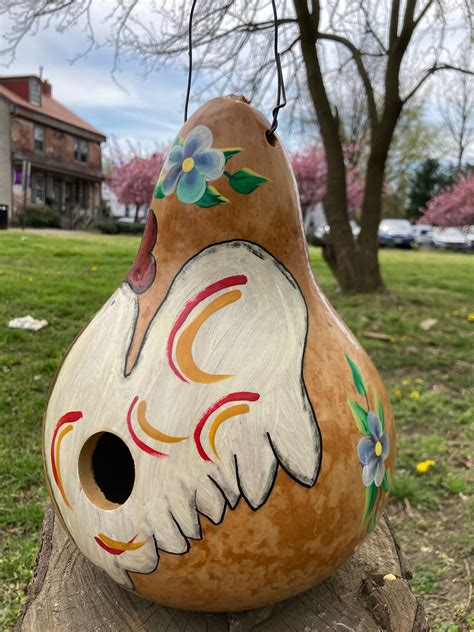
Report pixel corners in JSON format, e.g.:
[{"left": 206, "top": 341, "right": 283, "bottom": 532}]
[
  {"left": 197, "top": 185, "right": 230, "bottom": 208},
  {"left": 345, "top": 353, "right": 367, "bottom": 397},
  {"left": 376, "top": 391, "right": 385, "bottom": 431},
  {"left": 154, "top": 179, "right": 165, "bottom": 199},
  {"left": 227, "top": 167, "right": 269, "bottom": 194},
  {"left": 363, "top": 483, "right": 378, "bottom": 523},
  {"left": 175, "top": 135, "right": 184, "bottom": 147},
  {"left": 382, "top": 469, "right": 391, "bottom": 492},
  {"left": 222, "top": 147, "right": 242, "bottom": 164},
  {"left": 348, "top": 399, "right": 369, "bottom": 434},
  {"left": 367, "top": 512, "right": 378, "bottom": 533}
]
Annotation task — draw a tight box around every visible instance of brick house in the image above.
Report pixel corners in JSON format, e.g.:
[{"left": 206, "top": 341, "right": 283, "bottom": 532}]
[{"left": 0, "top": 74, "right": 106, "bottom": 227}]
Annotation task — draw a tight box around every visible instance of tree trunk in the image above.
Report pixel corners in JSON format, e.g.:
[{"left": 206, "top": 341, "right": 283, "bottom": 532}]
[
  {"left": 134, "top": 204, "right": 140, "bottom": 223},
  {"left": 293, "top": 0, "right": 385, "bottom": 293},
  {"left": 15, "top": 507, "right": 430, "bottom": 631}
]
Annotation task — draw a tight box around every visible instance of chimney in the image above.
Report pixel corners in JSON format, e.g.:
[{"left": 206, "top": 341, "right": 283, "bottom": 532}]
[{"left": 43, "top": 80, "right": 52, "bottom": 97}]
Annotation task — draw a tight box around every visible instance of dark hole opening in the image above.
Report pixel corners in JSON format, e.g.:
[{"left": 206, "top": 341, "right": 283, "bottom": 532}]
[{"left": 91, "top": 433, "right": 135, "bottom": 505}]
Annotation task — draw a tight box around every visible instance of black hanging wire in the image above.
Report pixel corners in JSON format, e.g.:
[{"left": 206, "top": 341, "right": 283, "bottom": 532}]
[
  {"left": 184, "top": 0, "right": 287, "bottom": 137},
  {"left": 266, "top": 0, "right": 287, "bottom": 141},
  {"left": 184, "top": 0, "right": 198, "bottom": 122}
]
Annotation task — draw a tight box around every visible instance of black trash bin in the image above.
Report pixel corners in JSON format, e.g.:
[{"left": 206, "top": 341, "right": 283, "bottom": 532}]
[{"left": 0, "top": 204, "right": 8, "bottom": 230}]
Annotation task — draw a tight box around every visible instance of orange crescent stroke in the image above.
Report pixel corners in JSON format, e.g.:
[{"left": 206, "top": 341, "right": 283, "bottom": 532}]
[
  {"left": 175, "top": 289, "right": 242, "bottom": 384},
  {"left": 97, "top": 532, "right": 146, "bottom": 551},
  {"left": 55, "top": 424, "right": 74, "bottom": 508},
  {"left": 137, "top": 400, "right": 188, "bottom": 443},
  {"left": 209, "top": 404, "right": 250, "bottom": 459}
]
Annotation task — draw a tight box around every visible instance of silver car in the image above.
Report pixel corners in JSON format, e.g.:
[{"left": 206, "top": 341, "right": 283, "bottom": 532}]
[{"left": 432, "top": 227, "right": 467, "bottom": 251}]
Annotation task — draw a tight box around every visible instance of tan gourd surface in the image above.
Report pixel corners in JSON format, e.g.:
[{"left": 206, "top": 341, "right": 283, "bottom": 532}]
[{"left": 43, "top": 95, "right": 395, "bottom": 612}]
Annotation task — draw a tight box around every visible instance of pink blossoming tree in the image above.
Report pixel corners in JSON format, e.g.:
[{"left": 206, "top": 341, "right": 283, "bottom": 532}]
[
  {"left": 419, "top": 172, "right": 474, "bottom": 227},
  {"left": 107, "top": 153, "right": 165, "bottom": 223},
  {"left": 291, "top": 147, "right": 365, "bottom": 220}
]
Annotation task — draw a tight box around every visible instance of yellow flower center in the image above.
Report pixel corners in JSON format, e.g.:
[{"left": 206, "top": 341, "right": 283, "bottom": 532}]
[
  {"left": 182, "top": 157, "right": 195, "bottom": 173},
  {"left": 374, "top": 441, "right": 382, "bottom": 457}
]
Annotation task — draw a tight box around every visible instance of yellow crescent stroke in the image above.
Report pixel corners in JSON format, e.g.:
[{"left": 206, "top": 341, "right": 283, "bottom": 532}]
[
  {"left": 209, "top": 404, "right": 250, "bottom": 459},
  {"left": 97, "top": 533, "right": 146, "bottom": 551},
  {"left": 137, "top": 400, "right": 188, "bottom": 443},
  {"left": 175, "top": 289, "right": 242, "bottom": 384},
  {"left": 55, "top": 424, "right": 73, "bottom": 508}
]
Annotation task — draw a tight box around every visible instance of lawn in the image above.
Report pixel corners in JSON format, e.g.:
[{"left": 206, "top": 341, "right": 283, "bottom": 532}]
[{"left": 0, "top": 230, "right": 472, "bottom": 630}]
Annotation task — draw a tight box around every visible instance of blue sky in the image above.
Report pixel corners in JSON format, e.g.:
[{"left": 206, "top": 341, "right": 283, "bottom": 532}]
[
  {"left": 0, "top": 18, "right": 190, "bottom": 151},
  {"left": 0, "top": 7, "right": 471, "bottom": 162}
]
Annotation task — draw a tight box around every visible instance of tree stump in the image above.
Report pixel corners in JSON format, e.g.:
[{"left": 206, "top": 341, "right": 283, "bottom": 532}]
[{"left": 15, "top": 507, "right": 429, "bottom": 632}]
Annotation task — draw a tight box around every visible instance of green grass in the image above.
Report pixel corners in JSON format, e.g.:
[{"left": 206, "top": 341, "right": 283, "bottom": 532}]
[{"left": 0, "top": 231, "right": 473, "bottom": 629}]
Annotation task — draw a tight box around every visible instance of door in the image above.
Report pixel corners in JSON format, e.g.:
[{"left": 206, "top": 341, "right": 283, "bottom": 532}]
[{"left": 53, "top": 179, "right": 62, "bottom": 211}]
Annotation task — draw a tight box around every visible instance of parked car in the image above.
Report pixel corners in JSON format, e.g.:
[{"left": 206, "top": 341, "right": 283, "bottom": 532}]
[
  {"left": 308, "top": 219, "right": 360, "bottom": 246},
  {"left": 464, "top": 225, "right": 474, "bottom": 251},
  {"left": 432, "top": 227, "right": 468, "bottom": 251},
  {"left": 412, "top": 224, "right": 433, "bottom": 247},
  {"left": 378, "top": 219, "right": 415, "bottom": 248}
]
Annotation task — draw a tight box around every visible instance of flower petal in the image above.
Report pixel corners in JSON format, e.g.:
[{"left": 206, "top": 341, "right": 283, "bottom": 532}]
[
  {"left": 176, "top": 168, "right": 206, "bottom": 204},
  {"left": 194, "top": 149, "right": 225, "bottom": 180},
  {"left": 362, "top": 457, "right": 378, "bottom": 486},
  {"left": 367, "top": 411, "right": 382, "bottom": 440},
  {"left": 164, "top": 145, "right": 183, "bottom": 171},
  {"left": 162, "top": 163, "right": 182, "bottom": 196},
  {"left": 380, "top": 432, "right": 390, "bottom": 460},
  {"left": 374, "top": 458, "right": 385, "bottom": 487},
  {"left": 183, "top": 125, "right": 213, "bottom": 158},
  {"left": 358, "top": 437, "right": 375, "bottom": 466}
]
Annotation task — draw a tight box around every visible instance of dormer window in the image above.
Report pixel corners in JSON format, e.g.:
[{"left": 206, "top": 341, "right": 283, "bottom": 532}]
[{"left": 29, "top": 79, "right": 42, "bottom": 106}]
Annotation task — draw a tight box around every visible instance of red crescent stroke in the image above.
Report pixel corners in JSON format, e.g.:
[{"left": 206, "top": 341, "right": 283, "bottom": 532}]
[
  {"left": 95, "top": 534, "right": 139, "bottom": 556},
  {"left": 167, "top": 275, "right": 248, "bottom": 383},
  {"left": 194, "top": 391, "right": 260, "bottom": 462},
  {"left": 127, "top": 396, "right": 169, "bottom": 458},
  {"left": 50, "top": 411, "right": 83, "bottom": 488}
]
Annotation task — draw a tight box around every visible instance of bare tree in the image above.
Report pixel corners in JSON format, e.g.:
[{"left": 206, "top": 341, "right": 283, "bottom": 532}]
[
  {"left": 437, "top": 48, "right": 474, "bottom": 171},
  {"left": 1, "top": 0, "right": 472, "bottom": 291}
]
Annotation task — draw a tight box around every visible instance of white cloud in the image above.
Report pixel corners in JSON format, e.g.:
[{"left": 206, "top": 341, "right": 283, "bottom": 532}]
[{"left": 0, "top": 17, "right": 187, "bottom": 149}]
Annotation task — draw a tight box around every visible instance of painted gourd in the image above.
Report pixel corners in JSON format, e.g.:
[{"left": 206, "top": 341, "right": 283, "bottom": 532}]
[{"left": 43, "top": 95, "right": 395, "bottom": 612}]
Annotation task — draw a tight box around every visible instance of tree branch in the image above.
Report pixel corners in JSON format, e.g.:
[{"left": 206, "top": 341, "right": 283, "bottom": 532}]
[
  {"left": 403, "top": 64, "right": 474, "bottom": 104},
  {"left": 33, "top": 1, "right": 74, "bottom": 18},
  {"left": 316, "top": 30, "right": 378, "bottom": 132}
]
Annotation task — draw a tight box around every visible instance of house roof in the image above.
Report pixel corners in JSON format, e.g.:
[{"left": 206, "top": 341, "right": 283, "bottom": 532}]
[{"left": 0, "top": 76, "right": 106, "bottom": 141}]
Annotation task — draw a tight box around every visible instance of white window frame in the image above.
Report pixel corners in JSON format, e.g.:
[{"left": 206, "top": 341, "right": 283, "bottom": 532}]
[
  {"left": 73, "top": 138, "right": 89, "bottom": 163},
  {"left": 34, "top": 173, "right": 46, "bottom": 205},
  {"left": 34, "top": 125, "right": 44, "bottom": 152}
]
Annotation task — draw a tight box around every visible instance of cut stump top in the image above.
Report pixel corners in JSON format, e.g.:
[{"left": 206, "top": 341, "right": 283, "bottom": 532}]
[{"left": 15, "top": 507, "right": 429, "bottom": 632}]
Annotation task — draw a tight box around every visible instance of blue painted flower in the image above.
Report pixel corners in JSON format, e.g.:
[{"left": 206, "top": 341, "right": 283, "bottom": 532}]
[
  {"left": 357, "top": 412, "right": 390, "bottom": 487},
  {"left": 160, "top": 125, "right": 225, "bottom": 204}
]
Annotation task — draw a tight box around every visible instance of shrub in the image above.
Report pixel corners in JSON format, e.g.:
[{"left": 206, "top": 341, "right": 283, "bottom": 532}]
[
  {"left": 96, "top": 219, "right": 120, "bottom": 234},
  {"left": 96, "top": 219, "right": 144, "bottom": 235},
  {"left": 19, "top": 206, "right": 61, "bottom": 228},
  {"left": 118, "top": 221, "right": 145, "bottom": 234}
]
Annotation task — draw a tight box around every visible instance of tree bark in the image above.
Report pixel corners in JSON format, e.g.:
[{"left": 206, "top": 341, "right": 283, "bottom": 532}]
[
  {"left": 16, "top": 507, "right": 430, "bottom": 632},
  {"left": 294, "top": 0, "right": 385, "bottom": 293},
  {"left": 134, "top": 203, "right": 140, "bottom": 223}
]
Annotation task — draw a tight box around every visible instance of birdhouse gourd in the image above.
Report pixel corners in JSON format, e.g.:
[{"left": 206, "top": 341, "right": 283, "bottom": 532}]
[{"left": 43, "top": 95, "right": 395, "bottom": 612}]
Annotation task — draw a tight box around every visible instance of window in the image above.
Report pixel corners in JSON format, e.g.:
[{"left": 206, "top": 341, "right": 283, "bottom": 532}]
[
  {"left": 29, "top": 79, "right": 41, "bottom": 106},
  {"left": 34, "top": 125, "right": 44, "bottom": 152},
  {"left": 33, "top": 173, "right": 46, "bottom": 205},
  {"left": 73, "top": 138, "right": 88, "bottom": 163}
]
